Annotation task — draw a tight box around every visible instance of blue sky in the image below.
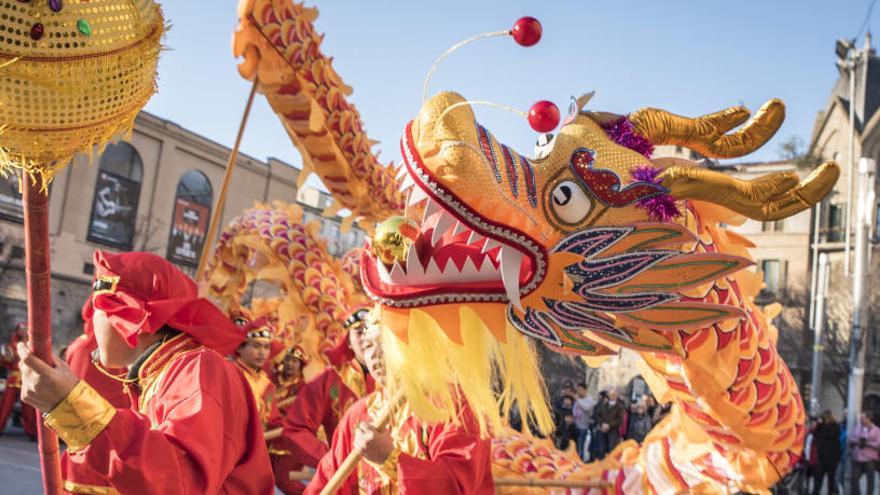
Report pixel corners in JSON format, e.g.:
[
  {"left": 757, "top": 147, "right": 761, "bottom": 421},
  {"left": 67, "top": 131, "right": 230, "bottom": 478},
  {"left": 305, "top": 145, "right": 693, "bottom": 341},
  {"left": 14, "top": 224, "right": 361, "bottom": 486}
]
[{"left": 145, "top": 1, "right": 877, "bottom": 183}]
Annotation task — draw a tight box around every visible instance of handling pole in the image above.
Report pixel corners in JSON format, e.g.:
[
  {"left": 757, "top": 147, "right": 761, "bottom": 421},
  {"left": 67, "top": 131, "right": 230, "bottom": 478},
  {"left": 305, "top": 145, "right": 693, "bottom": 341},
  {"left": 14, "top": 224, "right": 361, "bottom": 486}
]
[
  {"left": 195, "top": 77, "right": 259, "bottom": 281},
  {"left": 22, "top": 177, "right": 63, "bottom": 495}
]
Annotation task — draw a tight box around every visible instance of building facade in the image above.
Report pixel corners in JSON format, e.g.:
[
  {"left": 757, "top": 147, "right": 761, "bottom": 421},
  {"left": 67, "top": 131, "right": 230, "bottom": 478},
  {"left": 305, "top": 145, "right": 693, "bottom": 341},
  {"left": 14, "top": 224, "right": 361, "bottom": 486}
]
[
  {"left": 808, "top": 35, "right": 880, "bottom": 415},
  {"left": 0, "top": 111, "right": 366, "bottom": 345}
]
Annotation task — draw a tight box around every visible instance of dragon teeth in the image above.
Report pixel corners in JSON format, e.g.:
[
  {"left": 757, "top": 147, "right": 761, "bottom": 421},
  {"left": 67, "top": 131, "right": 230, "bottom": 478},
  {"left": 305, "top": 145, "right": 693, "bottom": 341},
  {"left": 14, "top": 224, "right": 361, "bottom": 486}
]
[
  {"left": 467, "top": 231, "right": 485, "bottom": 246},
  {"left": 432, "top": 211, "right": 456, "bottom": 246},
  {"left": 377, "top": 259, "right": 393, "bottom": 285},
  {"left": 400, "top": 174, "right": 415, "bottom": 190},
  {"left": 423, "top": 197, "right": 441, "bottom": 223},
  {"left": 395, "top": 162, "right": 408, "bottom": 180},
  {"left": 406, "top": 242, "right": 421, "bottom": 276},
  {"left": 451, "top": 221, "right": 469, "bottom": 238},
  {"left": 389, "top": 260, "right": 406, "bottom": 284},
  {"left": 424, "top": 257, "right": 443, "bottom": 282},
  {"left": 407, "top": 186, "right": 428, "bottom": 207},
  {"left": 482, "top": 238, "right": 500, "bottom": 254},
  {"left": 499, "top": 246, "right": 525, "bottom": 311}
]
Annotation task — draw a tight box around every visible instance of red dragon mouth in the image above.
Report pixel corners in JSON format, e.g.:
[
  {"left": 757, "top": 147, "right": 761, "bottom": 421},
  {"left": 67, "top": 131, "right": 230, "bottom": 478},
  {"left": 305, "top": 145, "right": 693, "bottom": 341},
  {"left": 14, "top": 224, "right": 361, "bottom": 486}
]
[{"left": 361, "top": 121, "right": 547, "bottom": 308}]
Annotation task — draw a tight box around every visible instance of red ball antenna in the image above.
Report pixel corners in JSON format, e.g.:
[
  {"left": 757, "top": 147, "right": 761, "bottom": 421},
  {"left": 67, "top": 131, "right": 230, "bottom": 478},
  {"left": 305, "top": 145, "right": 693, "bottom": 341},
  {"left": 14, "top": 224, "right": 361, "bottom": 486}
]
[
  {"left": 422, "top": 16, "right": 543, "bottom": 102},
  {"left": 528, "top": 100, "right": 560, "bottom": 133},
  {"left": 511, "top": 17, "right": 542, "bottom": 47}
]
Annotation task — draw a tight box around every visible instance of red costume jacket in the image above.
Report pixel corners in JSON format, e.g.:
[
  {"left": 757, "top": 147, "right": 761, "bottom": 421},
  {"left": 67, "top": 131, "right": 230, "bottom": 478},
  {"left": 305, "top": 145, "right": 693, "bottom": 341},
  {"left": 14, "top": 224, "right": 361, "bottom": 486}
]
[
  {"left": 64, "top": 334, "right": 130, "bottom": 409},
  {"left": 61, "top": 334, "right": 130, "bottom": 494},
  {"left": 282, "top": 362, "right": 373, "bottom": 467},
  {"left": 0, "top": 332, "right": 36, "bottom": 437},
  {"left": 48, "top": 334, "right": 275, "bottom": 495},
  {"left": 305, "top": 391, "right": 494, "bottom": 495},
  {"left": 273, "top": 374, "right": 303, "bottom": 416}
]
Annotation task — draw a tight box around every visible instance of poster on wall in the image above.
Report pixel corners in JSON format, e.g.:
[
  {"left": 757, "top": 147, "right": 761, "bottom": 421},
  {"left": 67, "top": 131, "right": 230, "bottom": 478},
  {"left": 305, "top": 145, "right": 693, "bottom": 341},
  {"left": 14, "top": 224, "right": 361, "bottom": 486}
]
[
  {"left": 166, "top": 198, "right": 210, "bottom": 268},
  {"left": 0, "top": 173, "right": 23, "bottom": 222},
  {"left": 87, "top": 171, "right": 140, "bottom": 248}
]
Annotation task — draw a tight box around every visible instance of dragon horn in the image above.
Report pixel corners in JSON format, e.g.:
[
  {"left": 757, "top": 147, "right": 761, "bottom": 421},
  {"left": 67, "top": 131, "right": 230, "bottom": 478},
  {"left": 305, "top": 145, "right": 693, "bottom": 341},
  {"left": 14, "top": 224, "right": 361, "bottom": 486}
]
[
  {"left": 658, "top": 162, "right": 840, "bottom": 221},
  {"left": 630, "top": 99, "right": 785, "bottom": 158}
]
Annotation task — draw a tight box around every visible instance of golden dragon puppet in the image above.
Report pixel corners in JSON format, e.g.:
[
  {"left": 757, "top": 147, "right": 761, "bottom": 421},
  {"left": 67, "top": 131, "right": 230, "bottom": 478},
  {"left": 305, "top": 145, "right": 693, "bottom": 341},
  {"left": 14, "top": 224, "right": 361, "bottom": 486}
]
[
  {"left": 232, "top": 1, "right": 839, "bottom": 492},
  {"left": 203, "top": 201, "right": 370, "bottom": 376}
]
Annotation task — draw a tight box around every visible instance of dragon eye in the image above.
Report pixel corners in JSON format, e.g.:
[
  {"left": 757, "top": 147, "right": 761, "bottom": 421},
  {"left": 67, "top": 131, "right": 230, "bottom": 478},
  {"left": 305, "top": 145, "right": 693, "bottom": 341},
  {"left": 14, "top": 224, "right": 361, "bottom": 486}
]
[{"left": 551, "top": 181, "right": 591, "bottom": 224}]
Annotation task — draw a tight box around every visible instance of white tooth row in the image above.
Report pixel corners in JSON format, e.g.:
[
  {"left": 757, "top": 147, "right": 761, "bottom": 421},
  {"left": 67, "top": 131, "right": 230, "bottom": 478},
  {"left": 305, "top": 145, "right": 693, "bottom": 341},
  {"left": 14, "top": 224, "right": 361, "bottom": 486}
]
[{"left": 382, "top": 192, "right": 527, "bottom": 310}]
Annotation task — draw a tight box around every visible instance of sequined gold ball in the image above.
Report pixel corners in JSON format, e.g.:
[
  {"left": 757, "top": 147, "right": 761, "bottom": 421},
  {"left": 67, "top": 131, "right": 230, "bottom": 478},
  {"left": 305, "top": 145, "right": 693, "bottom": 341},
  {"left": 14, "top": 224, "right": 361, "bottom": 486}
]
[
  {"left": 372, "top": 217, "right": 417, "bottom": 265},
  {"left": 0, "top": 0, "right": 163, "bottom": 184}
]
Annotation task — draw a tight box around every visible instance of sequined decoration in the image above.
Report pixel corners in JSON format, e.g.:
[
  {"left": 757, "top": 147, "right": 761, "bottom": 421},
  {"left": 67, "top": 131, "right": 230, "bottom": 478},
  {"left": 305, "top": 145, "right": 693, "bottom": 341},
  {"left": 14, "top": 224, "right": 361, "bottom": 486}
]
[
  {"left": 500, "top": 144, "right": 519, "bottom": 198},
  {"left": 29, "top": 23, "right": 43, "bottom": 40},
  {"left": 509, "top": 226, "right": 681, "bottom": 351},
  {"left": 568, "top": 148, "right": 666, "bottom": 207},
  {"left": 476, "top": 122, "right": 502, "bottom": 183},
  {"left": 518, "top": 154, "right": 537, "bottom": 207},
  {"left": 77, "top": 18, "right": 91, "bottom": 36}
]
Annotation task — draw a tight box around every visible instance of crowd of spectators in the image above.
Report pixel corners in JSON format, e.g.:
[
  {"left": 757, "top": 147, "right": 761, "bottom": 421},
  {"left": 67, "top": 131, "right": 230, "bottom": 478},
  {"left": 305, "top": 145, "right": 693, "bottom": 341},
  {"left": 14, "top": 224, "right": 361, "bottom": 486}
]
[
  {"left": 801, "top": 410, "right": 880, "bottom": 495},
  {"left": 549, "top": 380, "right": 672, "bottom": 462}
]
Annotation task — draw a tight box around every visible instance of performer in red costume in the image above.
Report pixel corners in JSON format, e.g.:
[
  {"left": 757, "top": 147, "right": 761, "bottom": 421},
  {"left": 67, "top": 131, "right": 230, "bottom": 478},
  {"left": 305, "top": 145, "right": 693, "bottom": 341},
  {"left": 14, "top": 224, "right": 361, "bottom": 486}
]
[
  {"left": 0, "top": 323, "right": 36, "bottom": 438},
  {"left": 305, "top": 310, "right": 494, "bottom": 494},
  {"left": 277, "top": 308, "right": 375, "bottom": 494},
  {"left": 60, "top": 326, "right": 131, "bottom": 494},
  {"left": 16, "top": 250, "right": 275, "bottom": 495},
  {"left": 233, "top": 317, "right": 277, "bottom": 428},
  {"left": 63, "top": 332, "right": 130, "bottom": 409},
  {"left": 272, "top": 346, "right": 305, "bottom": 415}
]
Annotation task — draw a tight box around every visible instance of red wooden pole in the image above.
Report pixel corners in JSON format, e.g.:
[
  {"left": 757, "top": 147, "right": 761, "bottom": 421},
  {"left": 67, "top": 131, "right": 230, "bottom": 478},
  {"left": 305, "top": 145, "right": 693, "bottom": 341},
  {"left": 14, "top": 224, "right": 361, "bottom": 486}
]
[{"left": 22, "top": 176, "right": 63, "bottom": 495}]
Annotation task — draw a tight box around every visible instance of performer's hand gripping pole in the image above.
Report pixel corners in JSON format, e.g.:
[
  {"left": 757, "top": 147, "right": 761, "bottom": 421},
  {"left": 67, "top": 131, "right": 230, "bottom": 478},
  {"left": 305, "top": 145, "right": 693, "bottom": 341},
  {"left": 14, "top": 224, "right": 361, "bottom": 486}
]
[{"left": 319, "top": 389, "right": 404, "bottom": 495}]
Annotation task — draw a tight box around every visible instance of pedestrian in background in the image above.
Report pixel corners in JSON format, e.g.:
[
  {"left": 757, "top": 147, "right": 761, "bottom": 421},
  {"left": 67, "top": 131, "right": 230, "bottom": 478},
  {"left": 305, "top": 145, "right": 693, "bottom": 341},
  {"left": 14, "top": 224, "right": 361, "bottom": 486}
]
[
  {"left": 848, "top": 412, "right": 880, "bottom": 495},
  {"left": 593, "top": 389, "right": 625, "bottom": 458},
  {"left": 812, "top": 410, "right": 841, "bottom": 495},
  {"left": 625, "top": 402, "right": 653, "bottom": 444},
  {"left": 573, "top": 382, "right": 595, "bottom": 461}
]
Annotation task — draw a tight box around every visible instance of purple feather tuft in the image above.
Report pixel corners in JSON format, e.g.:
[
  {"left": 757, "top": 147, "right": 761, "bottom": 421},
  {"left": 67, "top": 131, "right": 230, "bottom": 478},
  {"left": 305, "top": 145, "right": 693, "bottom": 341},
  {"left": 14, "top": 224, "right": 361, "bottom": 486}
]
[
  {"left": 630, "top": 165, "right": 681, "bottom": 221},
  {"left": 602, "top": 117, "right": 654, "bottom": 158}
]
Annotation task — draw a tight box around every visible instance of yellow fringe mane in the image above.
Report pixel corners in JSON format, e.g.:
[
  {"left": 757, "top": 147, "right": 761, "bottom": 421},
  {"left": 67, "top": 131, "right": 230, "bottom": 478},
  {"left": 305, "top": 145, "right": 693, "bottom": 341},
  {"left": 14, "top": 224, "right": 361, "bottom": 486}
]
[{"left": 379, "top": 304, "right": 554, "bottom": 437}]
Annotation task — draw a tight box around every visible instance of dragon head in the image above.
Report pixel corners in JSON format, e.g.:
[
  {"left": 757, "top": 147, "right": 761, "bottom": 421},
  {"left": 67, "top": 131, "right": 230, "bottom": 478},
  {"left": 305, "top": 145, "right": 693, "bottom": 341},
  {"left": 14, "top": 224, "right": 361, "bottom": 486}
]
[{"left": 362, "top": 91, "right": 839, "bottom": 355}]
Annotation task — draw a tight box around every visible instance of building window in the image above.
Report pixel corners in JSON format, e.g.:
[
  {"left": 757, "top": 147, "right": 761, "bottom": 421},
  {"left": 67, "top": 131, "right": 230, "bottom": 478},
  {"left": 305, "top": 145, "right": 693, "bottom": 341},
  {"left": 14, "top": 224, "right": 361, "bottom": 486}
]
[
  {"left": 761, "top": 220, "right": 784, "bottom": 232},
  {"left": 0, "top": 172, "right": 23, "bottom": 223},
  {"left": 760, "top": 259, "right": 787, "bottom": 298},
  {"left": 875, "top": 203, "right": 880, "bottom": 240},
  {"left": 87, "top": 142, "right": 144, "bottom": 249},
  {"left": 827, "top": 203, "right": 843, "bottom": 242},
  {"left": 10, "top": 245, "right": 24, "bottom": 259},
  {"left": 166, "top": 170, "right": 213, "bottom": 269}
]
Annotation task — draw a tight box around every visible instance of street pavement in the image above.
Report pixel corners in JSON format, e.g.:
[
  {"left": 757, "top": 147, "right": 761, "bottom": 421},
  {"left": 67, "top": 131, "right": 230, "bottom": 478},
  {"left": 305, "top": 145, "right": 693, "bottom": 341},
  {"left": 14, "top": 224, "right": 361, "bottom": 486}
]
[{"left": 0, "top": 423, "right": 41, "bottom": 494}]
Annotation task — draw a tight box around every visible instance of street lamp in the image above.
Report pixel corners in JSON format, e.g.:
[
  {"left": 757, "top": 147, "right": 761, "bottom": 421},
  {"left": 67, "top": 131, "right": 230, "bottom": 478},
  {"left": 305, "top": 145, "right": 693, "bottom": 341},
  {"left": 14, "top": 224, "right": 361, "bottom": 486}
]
[
  {"left": 844, "top": 157, "right": 876, "bottom": 494},
  {"left": 835, "top": 37, "right": 865, "bottom": 276}
]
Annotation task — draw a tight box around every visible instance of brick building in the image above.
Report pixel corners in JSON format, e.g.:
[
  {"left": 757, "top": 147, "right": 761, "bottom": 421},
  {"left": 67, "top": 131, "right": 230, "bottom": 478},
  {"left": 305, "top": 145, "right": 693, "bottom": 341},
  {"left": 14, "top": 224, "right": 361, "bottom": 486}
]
[{"left": 0, "top": 111, "right": 365, "bottom": 346}]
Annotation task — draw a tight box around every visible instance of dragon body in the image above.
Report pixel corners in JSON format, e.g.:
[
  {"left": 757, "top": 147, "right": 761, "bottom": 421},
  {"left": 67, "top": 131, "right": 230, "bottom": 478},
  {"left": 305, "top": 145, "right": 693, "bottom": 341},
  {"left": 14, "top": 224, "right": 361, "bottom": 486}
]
[
  {"left": 203, "top": 201, "right": 369, "bottom": 375},
  {"left": 232, "top": 2, "right": 840, "bottom": 493}
]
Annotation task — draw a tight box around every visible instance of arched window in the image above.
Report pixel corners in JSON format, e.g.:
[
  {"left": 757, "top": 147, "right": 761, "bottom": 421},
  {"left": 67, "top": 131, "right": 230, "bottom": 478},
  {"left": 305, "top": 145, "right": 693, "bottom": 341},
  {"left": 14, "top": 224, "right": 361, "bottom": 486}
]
[
  {"left": 87, "top": 142, "right": 143, "bottom": 248},
  {"left": 166, "top": 170, "right": 213, "bottom": 268}
]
